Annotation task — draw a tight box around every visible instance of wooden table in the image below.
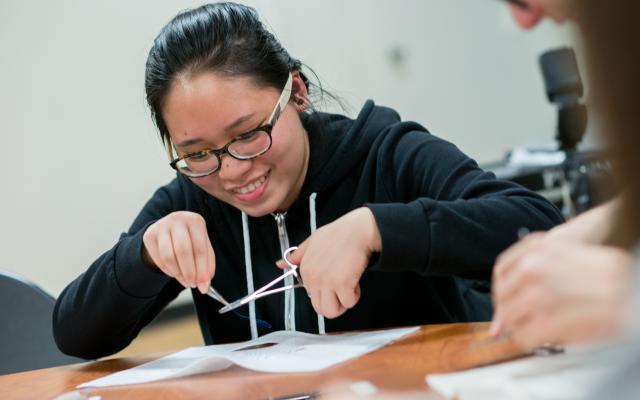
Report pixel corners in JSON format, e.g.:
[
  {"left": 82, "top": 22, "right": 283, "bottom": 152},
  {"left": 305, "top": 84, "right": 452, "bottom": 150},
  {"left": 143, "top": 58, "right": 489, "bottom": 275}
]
[{"left": 0, "top": 323, "right": 525, "bottom": 399}]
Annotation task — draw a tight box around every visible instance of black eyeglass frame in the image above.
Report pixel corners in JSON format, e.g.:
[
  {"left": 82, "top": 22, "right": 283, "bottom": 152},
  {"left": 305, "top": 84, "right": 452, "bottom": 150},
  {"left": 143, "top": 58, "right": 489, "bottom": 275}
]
[
  {"left": 169, "top": 127, "right": 274, "bottom": 178},
  {"left": 165, "top": 72, "right": 294, "bottom": 178}
]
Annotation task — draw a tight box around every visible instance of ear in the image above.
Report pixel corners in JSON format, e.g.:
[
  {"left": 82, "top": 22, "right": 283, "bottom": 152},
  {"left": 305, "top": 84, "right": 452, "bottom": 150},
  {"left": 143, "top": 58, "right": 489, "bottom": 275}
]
[
  {"left": 290, "top": 70, "right": 309, "bottom": 112},
  {"left": 508, "top": 4, "right": 544, "bottom": 29}
]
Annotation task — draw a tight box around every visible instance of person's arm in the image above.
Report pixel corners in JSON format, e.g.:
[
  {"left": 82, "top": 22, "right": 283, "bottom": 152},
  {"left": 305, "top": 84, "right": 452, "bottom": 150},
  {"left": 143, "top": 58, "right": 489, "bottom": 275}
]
[
  {"left": 545, "top": 197, "right": 621, "bottom": 244},
  {"left": 283, "top": 127, "right": 563, "bottom": 319},
  {"left": 53, "top": 177, "right": 188, "bottom": 359},
  {"left": 366, "top": 128, "right": 565, "bottom": 277}
]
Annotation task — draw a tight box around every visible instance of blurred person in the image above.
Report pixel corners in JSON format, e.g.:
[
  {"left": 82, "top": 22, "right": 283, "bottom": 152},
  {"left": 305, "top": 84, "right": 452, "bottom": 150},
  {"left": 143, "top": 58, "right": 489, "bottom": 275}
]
[{"left": 491, "top": 0, "right": 638, "bottom": 348}]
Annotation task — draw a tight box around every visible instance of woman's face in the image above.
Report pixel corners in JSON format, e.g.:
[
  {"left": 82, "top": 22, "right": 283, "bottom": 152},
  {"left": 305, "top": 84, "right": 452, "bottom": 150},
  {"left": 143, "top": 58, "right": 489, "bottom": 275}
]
[
  {"left": 162, "top": 72, "right": 309, "bottom": 217},
  {"left": 508, "top": 0, "right": 573, "bottom": 29}
]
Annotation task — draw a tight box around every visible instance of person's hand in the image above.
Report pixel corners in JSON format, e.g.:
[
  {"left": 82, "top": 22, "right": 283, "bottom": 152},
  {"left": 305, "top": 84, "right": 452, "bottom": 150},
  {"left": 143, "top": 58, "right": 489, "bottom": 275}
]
[
  {"left": 491, "top": 232, "right": 632, "bottom": 348},
  {"left": 142, "top": 211, "right": 215, "bottom": 294},
  {"left": 277, "top": 207, "right": 382, "bottom": 318}
]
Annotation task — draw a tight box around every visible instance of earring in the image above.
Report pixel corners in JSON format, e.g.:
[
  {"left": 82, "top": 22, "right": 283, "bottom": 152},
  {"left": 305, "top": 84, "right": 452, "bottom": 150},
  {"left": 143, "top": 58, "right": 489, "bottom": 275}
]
[{"left": 295, "top": 97, "right": 305, "bottom": 105}]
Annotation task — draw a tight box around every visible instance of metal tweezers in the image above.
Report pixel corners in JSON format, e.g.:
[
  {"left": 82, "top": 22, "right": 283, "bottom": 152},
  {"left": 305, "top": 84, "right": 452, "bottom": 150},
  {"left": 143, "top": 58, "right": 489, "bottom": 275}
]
[
  {"left": 218, "top": 246, "right": 303, "bottom": 314},
  {"left": 207, "top": 286, "right": 230, "bottom": 307}
]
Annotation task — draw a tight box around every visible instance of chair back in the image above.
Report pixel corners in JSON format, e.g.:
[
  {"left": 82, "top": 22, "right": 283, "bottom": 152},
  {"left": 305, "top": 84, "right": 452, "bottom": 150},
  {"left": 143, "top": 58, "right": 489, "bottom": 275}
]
[{"left": 0, "top": 270, "right": 84, "bottom": 375}]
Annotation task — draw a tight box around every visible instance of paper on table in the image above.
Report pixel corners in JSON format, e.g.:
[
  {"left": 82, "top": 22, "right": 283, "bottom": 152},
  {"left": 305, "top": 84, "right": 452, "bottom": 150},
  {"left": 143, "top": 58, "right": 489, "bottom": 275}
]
[
  {"left": 426, "top": 342, "right": 632, "bottom": 400},
  {"left": 78, "top": 326, "right": 418, "bottom": 388}
]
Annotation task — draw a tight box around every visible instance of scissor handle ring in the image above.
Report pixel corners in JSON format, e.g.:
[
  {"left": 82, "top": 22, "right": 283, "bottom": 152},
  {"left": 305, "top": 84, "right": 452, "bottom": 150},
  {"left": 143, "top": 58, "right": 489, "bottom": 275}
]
[{"left": 283, "top": 246, "right": 299, "bottom": 269}]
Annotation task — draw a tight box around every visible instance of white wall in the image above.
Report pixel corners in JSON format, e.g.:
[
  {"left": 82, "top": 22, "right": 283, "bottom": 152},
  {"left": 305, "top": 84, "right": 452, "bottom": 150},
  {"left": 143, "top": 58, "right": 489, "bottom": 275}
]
[{"left": 0, "top": 0, "right": 576, "bottom": 298}]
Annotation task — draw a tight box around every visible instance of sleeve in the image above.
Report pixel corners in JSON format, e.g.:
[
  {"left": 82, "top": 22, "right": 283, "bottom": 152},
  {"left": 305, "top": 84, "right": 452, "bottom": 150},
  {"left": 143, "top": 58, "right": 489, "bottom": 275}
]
[
  {"left": 366, "top": 128, "right": 565, "bottom": 278},
  {"left": 53, "top": 177, "right": 190, "bottom": 359}
]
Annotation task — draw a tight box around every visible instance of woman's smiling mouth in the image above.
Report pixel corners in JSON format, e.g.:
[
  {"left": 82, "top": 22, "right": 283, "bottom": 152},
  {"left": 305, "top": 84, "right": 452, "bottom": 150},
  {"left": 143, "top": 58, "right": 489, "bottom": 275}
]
[{"left": 231, "top": 171, "right": 270, "bottom": 202}]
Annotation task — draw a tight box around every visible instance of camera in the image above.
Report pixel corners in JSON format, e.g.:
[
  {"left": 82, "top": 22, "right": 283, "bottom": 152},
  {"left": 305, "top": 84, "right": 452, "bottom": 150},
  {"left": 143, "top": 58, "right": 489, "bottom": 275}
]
[{"left": 484, "top": 47, "right": 613, "bottom": 218}]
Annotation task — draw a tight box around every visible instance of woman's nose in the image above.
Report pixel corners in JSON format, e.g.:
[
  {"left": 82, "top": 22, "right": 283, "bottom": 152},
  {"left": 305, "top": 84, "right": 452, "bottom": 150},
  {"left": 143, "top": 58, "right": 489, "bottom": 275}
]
[{"left": 217, "top": 154, "right": 253, "bottom": 181}]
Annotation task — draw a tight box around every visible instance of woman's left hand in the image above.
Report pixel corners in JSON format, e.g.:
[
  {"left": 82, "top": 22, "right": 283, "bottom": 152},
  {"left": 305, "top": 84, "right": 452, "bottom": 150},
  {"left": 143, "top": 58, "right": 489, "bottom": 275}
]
[{"left": 277, "top": 207, "right": 382, "bottom": 318}]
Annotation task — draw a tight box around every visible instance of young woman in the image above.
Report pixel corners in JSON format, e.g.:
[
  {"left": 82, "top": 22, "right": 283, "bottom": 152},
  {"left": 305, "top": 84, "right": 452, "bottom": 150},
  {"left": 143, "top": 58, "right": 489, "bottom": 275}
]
[{"left": 53, "top": 2, "right": 563, "bottom": 359}]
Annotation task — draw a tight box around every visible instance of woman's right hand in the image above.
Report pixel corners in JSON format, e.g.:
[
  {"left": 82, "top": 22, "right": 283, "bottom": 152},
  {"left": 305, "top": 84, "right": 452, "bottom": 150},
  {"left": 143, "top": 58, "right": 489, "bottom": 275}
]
[
  {"left": 491, "top": 234, "right": 632, "bottom": 348},
  {"left": 142, "top": 211, "right": 215, "bottom": 294}
]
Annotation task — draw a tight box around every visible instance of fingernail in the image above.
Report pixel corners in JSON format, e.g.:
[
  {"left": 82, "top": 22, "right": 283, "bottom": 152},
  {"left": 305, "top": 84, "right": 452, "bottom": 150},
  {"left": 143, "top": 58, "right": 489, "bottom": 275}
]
[{"left": 198, "top": 283, "right": 208, "bottom": 295}]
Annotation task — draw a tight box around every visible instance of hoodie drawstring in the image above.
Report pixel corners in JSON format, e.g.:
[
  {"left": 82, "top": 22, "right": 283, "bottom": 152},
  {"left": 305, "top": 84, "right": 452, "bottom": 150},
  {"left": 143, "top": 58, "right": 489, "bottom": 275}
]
[
  {"left": 241, "top": 211, "right": 259, "bottom": 339},
  {"left": 309, "top": 192, "right": 326, "bottom": 334}
]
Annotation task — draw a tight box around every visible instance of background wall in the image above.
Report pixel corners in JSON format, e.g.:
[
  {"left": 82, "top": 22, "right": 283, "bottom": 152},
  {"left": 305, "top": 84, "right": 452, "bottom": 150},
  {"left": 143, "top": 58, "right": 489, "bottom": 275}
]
[{"left": 0, "top": 0, "right": 577, "bottom": 300}]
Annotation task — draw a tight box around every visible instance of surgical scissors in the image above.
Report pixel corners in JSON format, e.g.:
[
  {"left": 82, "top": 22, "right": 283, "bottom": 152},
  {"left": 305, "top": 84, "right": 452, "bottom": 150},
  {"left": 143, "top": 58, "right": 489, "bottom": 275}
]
[{"left": 218, "top": 246, "right": 303, "bottom": 314}]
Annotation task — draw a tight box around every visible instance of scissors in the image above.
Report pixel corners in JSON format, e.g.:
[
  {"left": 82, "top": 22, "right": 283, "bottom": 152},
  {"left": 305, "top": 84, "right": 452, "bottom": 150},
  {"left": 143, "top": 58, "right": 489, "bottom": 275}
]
[{"left": 218, "top": 246, "right": 303, "bottom": 314}]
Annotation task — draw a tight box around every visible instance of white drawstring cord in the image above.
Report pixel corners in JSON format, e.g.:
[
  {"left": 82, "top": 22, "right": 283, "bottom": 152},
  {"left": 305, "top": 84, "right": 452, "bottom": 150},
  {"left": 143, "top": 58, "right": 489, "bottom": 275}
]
[
  {"left": 309, "top": 192, "right": 326, "bottom": 334},
  {"left": 241, "top": 211, "right": 258, "bottom": 339}
]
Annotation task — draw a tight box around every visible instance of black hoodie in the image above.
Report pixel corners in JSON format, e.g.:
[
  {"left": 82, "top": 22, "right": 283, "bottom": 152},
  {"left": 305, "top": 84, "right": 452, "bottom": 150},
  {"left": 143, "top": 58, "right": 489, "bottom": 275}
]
[{"left": 53, "top": 101, "right": 563, "bottom": 359}]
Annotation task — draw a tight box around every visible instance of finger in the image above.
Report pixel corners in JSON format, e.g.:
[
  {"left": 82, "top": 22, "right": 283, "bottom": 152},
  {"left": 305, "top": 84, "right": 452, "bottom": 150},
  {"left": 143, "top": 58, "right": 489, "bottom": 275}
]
[
  {"left": 206, "top": 237, "right": 216, "bottom": 285},
  {"left": 497, "top": 287, "right": 537, "bottom": 340},
  {"left": 309, "top": 289, "right": 323, "bottom": 316},
  {"left": 278, "top": 239, "right": 309, "bottom": 268},
  {"left": 336, "top": 284, "right": 360, "bottom": 310},
  {"left": 489, "top": 313, "right": 502, "bottom": 337},
  {"left": 492, "top": 236, "right": 545, "bottom": 303},
  {"left": 494, "top": 252, "right": 544, "bottom": 311},
  {"left": 321, "top": 290, "right": 347, "bottom": 319},
  {"left": 170, "top": 222, "right": 197, "bottom": 288},
  {"left": 142, "top": 229, "right": 160, "bottom": 268},
  {"left": 176, "top": 276, "right": 191, "bottom": 289},
  {"left": 494, "top": 232, "right": 545, "bottom": 280},
  {"left": 156, "top": 230, "right": 182, "bottom": 280},
  {"left": 142, "top": 229, "right": 160, "bottom": 267},
  {"left": 187, "top": 219, "right": 214, "bottom": 294}
]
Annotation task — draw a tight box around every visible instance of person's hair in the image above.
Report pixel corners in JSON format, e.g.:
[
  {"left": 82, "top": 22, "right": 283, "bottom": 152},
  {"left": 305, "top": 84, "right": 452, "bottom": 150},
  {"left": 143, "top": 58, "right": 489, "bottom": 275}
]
[
  {"left": 575, "top": 1, "right": 640, "bottom": 246},
  {"left": 145, "top": 2, "right": 314, "bottom": 145}
]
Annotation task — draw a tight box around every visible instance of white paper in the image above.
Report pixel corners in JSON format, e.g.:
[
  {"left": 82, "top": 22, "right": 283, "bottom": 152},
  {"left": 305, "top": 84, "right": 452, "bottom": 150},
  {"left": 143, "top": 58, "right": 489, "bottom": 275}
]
[
  {"left": 426, "top": 343, "right": 633, "bottom": 400},
  {"left": 78, "top": 327, "right": 418, "bottom": 388}
]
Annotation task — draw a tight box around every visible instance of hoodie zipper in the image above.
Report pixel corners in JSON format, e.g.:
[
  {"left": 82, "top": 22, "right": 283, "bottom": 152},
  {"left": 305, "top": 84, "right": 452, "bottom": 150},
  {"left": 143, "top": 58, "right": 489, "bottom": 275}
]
[{"left": 272, "top": 212, "right": 296, "bottom": 331}]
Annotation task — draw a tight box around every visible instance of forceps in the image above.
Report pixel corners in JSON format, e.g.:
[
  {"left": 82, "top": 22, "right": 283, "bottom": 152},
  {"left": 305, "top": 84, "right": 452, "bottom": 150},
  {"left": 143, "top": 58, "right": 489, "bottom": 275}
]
[
  {"left": 206, "top": 286, "right": 230, "bottom": 307},
  {"left": 218, "top": 246, "right": 303, "bottom": 314}
]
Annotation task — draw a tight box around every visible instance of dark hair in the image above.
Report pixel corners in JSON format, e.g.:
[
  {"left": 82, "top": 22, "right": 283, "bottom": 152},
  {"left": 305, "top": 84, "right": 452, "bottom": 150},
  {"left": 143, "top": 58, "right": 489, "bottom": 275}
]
[
  {"left": 145, "top": 2, "right": 308, "bottom": 144},
  {"left": 576, "top": 1, "right": 640, "bottom": 246}
]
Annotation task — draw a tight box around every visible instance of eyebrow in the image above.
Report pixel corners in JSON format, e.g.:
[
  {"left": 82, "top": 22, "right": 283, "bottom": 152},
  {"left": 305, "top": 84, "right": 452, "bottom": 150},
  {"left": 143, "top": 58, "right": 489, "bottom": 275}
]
[{"left": 174, "top": 112, "right": 258, "bottom": 148}]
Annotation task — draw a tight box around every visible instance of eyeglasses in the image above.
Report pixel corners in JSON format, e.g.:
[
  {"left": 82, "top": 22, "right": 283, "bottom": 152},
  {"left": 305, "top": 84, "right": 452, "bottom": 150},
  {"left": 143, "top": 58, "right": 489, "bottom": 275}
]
[{"left": 165, "top": 72, "right": 294, "bottom": 178}]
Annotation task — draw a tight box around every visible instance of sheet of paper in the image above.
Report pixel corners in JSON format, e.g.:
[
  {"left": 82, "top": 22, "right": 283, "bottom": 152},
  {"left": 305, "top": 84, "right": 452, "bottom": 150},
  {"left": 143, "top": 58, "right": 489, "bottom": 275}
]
[
  {"left": 78, "top": 326, "right": 418, "bottom": 388},
  {"left": 426, "top": 343, "right": 632, "bottom": 400}
]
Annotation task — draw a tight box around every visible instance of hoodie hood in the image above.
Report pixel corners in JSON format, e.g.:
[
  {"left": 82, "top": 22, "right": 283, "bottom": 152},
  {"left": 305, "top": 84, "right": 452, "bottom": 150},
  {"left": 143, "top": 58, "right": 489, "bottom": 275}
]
[{"left": 301, "top": 100, "right": 402, "bottom": 195}]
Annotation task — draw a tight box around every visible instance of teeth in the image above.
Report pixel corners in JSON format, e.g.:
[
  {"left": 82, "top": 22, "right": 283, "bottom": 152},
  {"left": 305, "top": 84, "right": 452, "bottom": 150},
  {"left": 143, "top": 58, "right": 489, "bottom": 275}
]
[{"left": 235, "top": 174, "right": 267, "bottom": 195}]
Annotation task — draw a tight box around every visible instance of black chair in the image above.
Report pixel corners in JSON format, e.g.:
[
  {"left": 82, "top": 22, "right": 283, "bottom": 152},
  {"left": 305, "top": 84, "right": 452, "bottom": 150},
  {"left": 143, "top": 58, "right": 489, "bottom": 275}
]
[{"left": 0, "top": 270, "right": 85, "bottom": 375}]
